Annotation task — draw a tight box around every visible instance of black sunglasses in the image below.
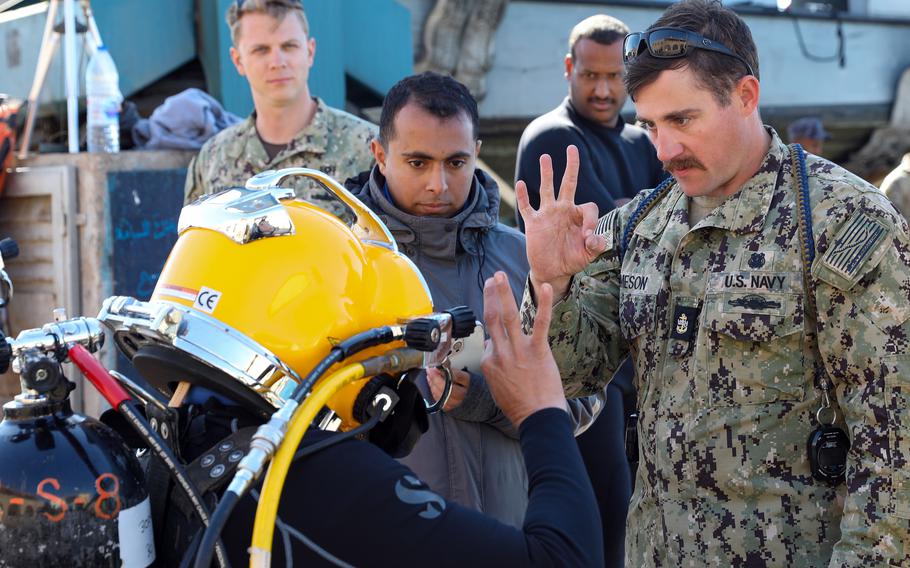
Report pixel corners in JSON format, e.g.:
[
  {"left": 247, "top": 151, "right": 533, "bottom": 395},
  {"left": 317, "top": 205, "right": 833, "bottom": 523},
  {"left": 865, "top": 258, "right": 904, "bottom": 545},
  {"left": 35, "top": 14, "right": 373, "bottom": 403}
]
[{"left": 623, "top": 27, "right": 755, "bottom": 78}]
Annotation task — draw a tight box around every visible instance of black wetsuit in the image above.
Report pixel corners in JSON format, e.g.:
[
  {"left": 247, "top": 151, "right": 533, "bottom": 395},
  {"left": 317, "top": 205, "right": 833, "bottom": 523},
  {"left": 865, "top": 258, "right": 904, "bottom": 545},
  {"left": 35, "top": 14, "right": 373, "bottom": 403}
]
[{"left": 187, "top": 408, "right": 602, "bottom": 567}]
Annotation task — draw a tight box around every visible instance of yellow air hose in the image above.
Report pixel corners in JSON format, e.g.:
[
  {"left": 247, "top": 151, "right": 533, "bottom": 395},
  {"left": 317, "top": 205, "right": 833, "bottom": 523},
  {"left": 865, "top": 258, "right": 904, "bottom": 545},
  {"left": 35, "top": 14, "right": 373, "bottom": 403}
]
[{"left": 249, "top": 362, "right": 366, "bottom": 567}]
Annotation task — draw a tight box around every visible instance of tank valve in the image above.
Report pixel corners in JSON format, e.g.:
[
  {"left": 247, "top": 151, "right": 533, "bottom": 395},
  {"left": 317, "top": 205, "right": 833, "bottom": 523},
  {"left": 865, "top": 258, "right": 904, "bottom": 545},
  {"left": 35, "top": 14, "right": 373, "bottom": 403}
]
[
  {"left": 20, "top": 350, "right": 64, "bottom": 394},
  {"left": 446, "top": 306, "right": 476, "bottom": 339},
  {"left": 404, "top": 319, "right": 442, "bottom": 352}
]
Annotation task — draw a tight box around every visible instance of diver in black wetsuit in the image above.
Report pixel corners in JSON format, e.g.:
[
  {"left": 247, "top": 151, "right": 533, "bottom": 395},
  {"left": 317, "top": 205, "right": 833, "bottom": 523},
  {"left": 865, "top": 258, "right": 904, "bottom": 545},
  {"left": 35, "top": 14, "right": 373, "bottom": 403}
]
[{"left": 156, "top": 273, "right": 603, "bottom": 567}]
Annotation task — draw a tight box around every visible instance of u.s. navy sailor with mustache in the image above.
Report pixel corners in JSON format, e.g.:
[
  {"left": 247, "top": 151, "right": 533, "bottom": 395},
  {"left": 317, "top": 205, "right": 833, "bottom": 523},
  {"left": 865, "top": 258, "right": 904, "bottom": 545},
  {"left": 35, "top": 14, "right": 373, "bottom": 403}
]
[
  {"left": 523, "top": 136, "right": 910, "bottom": 568},
  {"left": 517, "top": 2, "right": 910, "bottom": 565}
]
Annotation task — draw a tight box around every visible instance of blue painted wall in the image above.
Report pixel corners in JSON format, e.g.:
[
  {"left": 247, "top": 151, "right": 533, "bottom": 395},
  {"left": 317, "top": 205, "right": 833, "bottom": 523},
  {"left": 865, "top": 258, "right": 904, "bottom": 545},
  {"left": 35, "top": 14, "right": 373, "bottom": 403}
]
[
  {"left": 198, "top": 0, "right": 412, "bottom": 117},
  {"left": 343, "top": 0, "right": 413, "bottom": 96},
  {"left": 92, "top": 0, "right": 196, "bottom": 96},
  {"left": 307, "top": 0, "right": 346, "bottom": 110}
]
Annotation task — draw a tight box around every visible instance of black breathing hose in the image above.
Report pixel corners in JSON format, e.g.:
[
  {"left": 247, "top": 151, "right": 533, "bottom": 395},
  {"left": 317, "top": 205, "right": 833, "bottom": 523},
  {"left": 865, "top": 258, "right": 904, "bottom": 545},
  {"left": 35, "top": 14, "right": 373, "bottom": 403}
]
[
  {"left": 119, "top": 400, "right": 231, "bottom": 568},
  {"left": 194, "top": 325, "right": 403, "bottom": 567},
  {"left": 289, "top": 326, "right": 399, "bottom": 403},
  {"left": 293, "top": 409, "right": 382, "bottom": 462},
  {"left": 193, "top": 491, "right": 240, "bottom": 568}
]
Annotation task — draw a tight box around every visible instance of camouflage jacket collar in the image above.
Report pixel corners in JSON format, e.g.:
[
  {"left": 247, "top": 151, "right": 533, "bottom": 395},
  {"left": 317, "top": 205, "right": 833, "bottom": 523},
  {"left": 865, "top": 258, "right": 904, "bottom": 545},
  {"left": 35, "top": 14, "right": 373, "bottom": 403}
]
[
  {"left": 635, "top": 128, "right": 788, "bottom": 242},
  {"left": 283, "top": 98, "right": 330, "bottom": 157},
  {"left": 228, "top": 97, "right": 330, "bottom": 165}
]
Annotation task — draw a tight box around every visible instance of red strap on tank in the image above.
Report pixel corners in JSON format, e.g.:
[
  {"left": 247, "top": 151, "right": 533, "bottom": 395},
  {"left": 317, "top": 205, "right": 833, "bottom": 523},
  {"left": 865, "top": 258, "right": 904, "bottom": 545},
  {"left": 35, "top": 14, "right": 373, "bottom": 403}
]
[{"left": 68, "top": 343, "right": 132, "bottom": 408}]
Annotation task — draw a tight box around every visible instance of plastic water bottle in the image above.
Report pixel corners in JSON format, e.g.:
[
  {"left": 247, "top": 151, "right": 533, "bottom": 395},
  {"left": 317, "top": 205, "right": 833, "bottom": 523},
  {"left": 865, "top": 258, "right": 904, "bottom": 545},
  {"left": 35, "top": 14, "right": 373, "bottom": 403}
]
[{"left": 85, "top": 45, "right": 122, "bottom": 153}]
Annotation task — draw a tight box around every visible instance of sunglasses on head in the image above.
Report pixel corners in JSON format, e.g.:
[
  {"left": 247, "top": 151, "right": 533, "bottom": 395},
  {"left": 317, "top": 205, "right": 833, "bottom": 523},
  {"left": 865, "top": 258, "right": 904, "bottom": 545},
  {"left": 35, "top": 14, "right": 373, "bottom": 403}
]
[
  {"left": 235, "top": 0, "right": 302, "bottom": 11},
  {"left": 623, "top": 27, "right": 755, "bottom": 78}
]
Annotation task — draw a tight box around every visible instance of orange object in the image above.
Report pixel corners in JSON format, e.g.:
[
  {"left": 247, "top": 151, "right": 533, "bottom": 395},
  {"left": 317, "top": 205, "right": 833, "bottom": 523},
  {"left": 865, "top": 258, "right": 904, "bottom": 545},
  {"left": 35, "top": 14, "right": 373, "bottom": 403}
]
[{"left": 0, "top": 96, "right": 21, "bottom": 196}]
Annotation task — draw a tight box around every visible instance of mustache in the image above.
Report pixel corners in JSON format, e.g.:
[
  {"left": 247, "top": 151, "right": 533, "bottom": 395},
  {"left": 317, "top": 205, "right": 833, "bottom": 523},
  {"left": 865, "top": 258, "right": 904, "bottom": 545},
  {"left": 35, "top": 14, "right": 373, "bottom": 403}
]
[
  {"left": 588, "top": 97, "right": 618, "bottom": 105},
  {"left": 663, "top": 156, "right": 706, "bottom": 172}
]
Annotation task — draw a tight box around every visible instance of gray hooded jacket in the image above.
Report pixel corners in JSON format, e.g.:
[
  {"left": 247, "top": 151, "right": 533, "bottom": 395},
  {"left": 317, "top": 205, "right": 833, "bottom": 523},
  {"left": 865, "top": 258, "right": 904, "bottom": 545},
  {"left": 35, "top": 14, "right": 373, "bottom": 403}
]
[{"left": 348, "top": 166, "right": 602, "bottom": 526}]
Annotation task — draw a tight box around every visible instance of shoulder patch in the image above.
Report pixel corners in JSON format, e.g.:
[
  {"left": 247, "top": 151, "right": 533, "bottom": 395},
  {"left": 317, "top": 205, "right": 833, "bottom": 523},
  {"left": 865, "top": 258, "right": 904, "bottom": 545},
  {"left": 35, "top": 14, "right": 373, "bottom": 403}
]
[
  {"left": 815, "top": 210, "right": 892, "bottom": 290},
  {"left": 594, "top": 210, "right": 616, "bottom": 252}
]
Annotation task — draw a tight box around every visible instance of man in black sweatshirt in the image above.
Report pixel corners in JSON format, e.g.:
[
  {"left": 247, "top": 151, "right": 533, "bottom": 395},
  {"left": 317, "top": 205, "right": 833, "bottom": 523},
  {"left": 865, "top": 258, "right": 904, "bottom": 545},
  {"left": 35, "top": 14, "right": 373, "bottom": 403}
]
[{"left": 515, "top": 15, "right": 665, "bottom": 226}]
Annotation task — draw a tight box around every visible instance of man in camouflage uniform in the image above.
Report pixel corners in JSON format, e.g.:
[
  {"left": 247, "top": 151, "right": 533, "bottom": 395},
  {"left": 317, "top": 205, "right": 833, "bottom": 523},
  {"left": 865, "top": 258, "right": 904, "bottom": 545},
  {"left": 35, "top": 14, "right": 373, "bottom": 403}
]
[
  {"left": 184, "top": 0, "right": 376, "bottom": 211},
  {"left": 518, "top": 1, "right": 910, "bottom": 566}
]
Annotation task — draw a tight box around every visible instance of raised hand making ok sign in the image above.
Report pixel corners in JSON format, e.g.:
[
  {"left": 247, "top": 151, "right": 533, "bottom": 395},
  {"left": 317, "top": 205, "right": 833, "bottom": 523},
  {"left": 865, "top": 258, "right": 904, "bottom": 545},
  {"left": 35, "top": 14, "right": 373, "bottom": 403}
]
[{"left": 516, "top": 145, "right": 607, "bottom": 303}]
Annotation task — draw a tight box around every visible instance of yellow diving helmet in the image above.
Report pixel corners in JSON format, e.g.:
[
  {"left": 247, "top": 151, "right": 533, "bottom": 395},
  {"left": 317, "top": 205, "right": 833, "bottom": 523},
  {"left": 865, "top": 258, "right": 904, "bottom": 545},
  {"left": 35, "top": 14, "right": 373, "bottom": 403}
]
[{"left": 97, "top": 169, "right": 435, "bottom": 429}]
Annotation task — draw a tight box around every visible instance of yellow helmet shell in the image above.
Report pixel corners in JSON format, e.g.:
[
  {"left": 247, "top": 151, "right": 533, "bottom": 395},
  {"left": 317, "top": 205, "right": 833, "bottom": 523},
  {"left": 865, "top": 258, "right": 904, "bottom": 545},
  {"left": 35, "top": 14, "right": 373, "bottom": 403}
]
[{"left": 149, "top": 176, "right": 432, "bottom": 427}]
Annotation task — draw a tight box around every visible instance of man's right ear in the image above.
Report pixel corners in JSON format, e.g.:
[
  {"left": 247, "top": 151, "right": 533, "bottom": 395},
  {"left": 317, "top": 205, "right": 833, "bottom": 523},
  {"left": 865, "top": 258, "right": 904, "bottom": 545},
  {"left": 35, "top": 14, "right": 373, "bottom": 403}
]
[
  {"left": 370, "top": 139, "right": 387, "bottom": 174},
  {"left": 230, "top": 46, "right": 245, "bottom": 76},
  {"left": 564, "top": 53, "right": 573, "bottom": 81}
]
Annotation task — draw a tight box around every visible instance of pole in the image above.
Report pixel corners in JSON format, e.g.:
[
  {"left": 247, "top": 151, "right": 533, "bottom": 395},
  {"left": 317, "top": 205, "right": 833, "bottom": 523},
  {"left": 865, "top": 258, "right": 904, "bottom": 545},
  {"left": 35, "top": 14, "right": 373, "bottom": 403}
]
[
  {"left": 80, "top": 0, "right": 103, "bottom": 46},
  {"left": 62, "top": 0, "right": 79, "bottom": 153},
  {"left": 18, "top": 0, "right": 60, "bottom": 159}
]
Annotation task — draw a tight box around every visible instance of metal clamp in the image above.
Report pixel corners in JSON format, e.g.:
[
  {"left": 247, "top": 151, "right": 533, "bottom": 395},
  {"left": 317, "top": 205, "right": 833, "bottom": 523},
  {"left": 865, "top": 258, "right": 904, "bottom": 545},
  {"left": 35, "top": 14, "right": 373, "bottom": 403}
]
[
  {"left": 815, "top": 375, "right": 837, "bottom": 425},
  {"left": 97, "top": 296, "right": 304, "bottom": 410},
  {"left": 425, "top": 364, "right": 454, "bottom": 414},
  {"left": 179, "top": 186, "right": 296, "bottom": 245}
]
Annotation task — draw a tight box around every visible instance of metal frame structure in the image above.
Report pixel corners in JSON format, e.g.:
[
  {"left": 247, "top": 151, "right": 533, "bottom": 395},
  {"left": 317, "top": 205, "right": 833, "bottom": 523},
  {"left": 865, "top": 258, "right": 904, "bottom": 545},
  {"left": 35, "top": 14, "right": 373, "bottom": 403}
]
[{"left": 10, "top": 0, "right": 103, "bottom": 158}]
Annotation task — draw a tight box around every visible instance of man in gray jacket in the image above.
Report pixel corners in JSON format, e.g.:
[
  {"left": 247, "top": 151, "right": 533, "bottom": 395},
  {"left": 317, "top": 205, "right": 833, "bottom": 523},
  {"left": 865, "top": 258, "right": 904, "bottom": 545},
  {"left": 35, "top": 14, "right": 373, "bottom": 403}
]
[{"left": 346, "top": 72, "right": 601, "bottom": 526}]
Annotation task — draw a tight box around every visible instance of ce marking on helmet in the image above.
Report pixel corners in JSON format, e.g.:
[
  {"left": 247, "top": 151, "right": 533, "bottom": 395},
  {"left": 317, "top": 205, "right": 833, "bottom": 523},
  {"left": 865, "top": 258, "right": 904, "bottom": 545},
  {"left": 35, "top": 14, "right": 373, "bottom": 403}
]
[{"left": 194, "top": 286, "right": 223, "bottom": 314}]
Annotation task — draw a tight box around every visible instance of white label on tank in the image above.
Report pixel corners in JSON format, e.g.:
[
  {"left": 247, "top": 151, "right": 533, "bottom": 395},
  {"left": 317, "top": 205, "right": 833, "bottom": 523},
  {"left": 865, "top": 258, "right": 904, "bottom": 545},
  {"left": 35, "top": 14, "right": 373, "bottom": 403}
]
[
  {"left": 194, "top": 286, "right": 222, "bottom": 314},
  {"left": 118, "top": 496, "right": 156, "bottom": 567}
]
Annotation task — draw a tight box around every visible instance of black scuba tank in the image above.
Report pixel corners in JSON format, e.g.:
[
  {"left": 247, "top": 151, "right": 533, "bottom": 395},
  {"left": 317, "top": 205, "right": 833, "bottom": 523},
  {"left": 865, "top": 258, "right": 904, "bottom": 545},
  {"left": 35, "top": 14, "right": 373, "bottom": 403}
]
[
  {"left": 0, "top": 395, "right": 154, "bottom": 567},
  {"left": 0, "top": 350, "right": 155, "bottom": 567},
  {"left": 0, "top": 237, "right": 154, "bottom": 566}
]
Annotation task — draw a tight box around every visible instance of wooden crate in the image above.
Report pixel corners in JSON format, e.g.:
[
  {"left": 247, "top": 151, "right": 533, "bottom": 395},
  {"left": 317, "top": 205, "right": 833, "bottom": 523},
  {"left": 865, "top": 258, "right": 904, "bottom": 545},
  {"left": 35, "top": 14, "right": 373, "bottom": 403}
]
[{"left": 0, "top": 165, "right": 79, "bottom": 405}]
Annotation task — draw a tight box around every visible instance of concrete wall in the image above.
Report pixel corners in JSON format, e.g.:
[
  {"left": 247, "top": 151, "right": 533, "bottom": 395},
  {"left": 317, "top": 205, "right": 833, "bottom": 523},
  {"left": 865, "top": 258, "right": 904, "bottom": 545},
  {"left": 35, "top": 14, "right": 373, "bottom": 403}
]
[
  {"left": 861, "top": 0, "right": 910, "bottom": 18},
  {"left": 478, "top": 1, "right": 910, "bottom": 120}
]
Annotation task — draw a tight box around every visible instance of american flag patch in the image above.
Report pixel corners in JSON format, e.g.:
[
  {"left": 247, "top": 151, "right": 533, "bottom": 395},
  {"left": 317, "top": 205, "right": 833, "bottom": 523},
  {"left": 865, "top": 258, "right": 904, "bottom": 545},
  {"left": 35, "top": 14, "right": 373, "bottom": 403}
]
[
  {"left": 821, "top": 212, "right": 890, "bottom": 278},
  {"left": 594, "top": 212, "right": 615, "bottom": 250}
]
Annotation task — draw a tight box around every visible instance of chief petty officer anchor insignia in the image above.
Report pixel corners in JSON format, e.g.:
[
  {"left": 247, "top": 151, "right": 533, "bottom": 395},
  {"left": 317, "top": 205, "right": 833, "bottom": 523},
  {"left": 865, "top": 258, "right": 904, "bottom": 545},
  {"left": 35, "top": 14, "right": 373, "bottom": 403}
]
[{"left": 671, "top": 305, "right": 700, "bottom": 342}]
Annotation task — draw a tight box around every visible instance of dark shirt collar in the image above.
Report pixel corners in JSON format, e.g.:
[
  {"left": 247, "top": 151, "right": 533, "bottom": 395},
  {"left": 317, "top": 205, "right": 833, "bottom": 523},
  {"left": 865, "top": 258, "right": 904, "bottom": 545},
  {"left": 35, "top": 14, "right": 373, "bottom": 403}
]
[
  {"left": 563, "top": 97, "right": 627, "bottom": 134},
  {"left": 365, "top": 166, "right": 496, "bottom": 259}
]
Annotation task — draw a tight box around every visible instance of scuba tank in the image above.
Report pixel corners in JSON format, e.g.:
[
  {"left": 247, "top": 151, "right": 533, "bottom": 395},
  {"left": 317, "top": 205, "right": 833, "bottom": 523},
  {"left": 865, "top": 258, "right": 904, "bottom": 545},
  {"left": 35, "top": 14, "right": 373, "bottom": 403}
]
[{"left": 0, "top": 240, "right": 154, "bottom": 567}]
